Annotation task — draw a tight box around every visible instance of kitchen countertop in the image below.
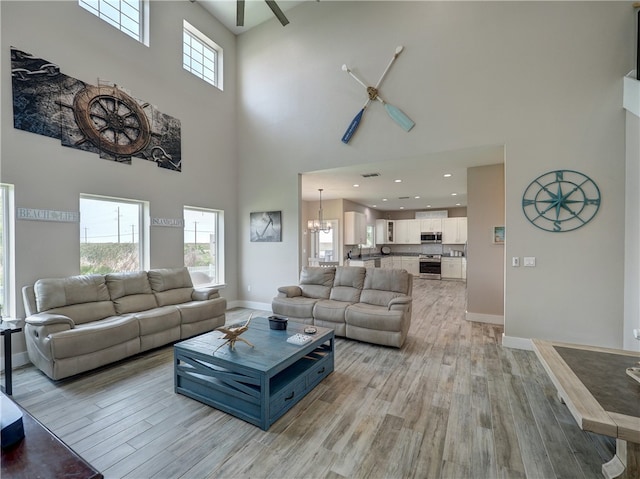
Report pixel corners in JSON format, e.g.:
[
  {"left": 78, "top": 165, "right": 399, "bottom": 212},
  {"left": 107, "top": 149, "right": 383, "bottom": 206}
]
[{"left": 349, "top": 253, "right": 465, "bottom": 260}]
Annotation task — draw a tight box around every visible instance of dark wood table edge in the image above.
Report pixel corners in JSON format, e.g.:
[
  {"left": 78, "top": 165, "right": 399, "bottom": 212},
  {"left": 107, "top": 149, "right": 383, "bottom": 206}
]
[{"left": 1, "top": 394, "right": 103, "bottom": 479}]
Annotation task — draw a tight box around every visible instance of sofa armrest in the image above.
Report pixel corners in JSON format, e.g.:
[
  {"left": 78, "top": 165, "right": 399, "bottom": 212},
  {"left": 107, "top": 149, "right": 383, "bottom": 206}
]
[
  {"left": 388, "top": 296, "right": 412, "bottom": 310},
  {"left": 25, "top": 313, "right": 75, "bottom": 328},
  {"left": 277, "top": 286, "right": 302, "bottom": 298},
  {"left": 192, "top": 287, "right": 220, "bottom": 301}
]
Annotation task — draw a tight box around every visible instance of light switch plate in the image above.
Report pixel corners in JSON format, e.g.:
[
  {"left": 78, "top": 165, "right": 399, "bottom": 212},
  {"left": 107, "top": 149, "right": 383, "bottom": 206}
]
[
  {"left": 524, "top": 257, "right": 536, "bottom": 267},
  {"left": 512, "top": 257, "right": 520, "bottom": 267}
]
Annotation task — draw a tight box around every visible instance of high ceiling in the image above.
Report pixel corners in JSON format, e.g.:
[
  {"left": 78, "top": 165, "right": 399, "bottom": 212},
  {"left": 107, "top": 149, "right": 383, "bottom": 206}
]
[
  {"left": 302, "top": 145, "right": 505, "bottom": 211},
  {"left": 195, "top": 0, "right": 306, "bottom": 35},
  {"left": 193, "top": 1, "right": 505, "bottom": 212}
]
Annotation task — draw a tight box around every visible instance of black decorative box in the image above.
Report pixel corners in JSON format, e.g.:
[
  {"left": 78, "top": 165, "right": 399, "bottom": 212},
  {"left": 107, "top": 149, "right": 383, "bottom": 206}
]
[{"left": 268, "top": 315, "right": 288, "bottom": 330}]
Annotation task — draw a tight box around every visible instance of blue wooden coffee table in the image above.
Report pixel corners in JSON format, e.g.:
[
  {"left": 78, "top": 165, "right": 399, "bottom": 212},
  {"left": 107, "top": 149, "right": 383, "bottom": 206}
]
[{"left": 174, "top": 317, "right": 334, "bottom": 430}]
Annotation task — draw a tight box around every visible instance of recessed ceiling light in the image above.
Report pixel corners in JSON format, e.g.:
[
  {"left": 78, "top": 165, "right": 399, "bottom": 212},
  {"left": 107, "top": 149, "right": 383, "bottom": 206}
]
[
  {"left": 426, "top": 205, "right": 432, "bottom": 208},
  {"left": 444, "top": 173, "right": 452, "bottom": 178},
  {"left": 451, "top": 193, "right": 457, "bottom": 196},
  {"left": 394, "top": 179, "right": 402, "bottom": 183},
  {"left": 399, "top": 206, "right": 404, "bottom": 209},
  {"left": 382, "top": 198, "right": 388, "bottom": 202},
  {"left": 456, "top": 203, "right": 461, "bottom": 206},
  {"left": 414, "top": 195, "right": 420, "bottom": 199},
  {"left": 372, "top": 204, "right": 377, "bottom": 208},
  {"left": 353, "top": 184, "right": 359, "bottom": 187}
]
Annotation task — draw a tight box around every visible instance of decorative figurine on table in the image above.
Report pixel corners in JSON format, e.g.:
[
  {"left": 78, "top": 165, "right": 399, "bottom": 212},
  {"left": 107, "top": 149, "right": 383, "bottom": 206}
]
[{"left": 214, "top": 313, "right": 255, "bottom": 352}]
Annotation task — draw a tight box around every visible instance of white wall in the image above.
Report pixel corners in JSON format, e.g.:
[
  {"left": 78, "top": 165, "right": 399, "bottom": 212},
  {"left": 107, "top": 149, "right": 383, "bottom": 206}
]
[
  {"left": 237, "top": 2, "right": 634, "bottom": 349},
  {"left": 1, "top": 1, "right": 240, "bottom": 359},
  {"left": 467, "top": 163, "right": 505, "bottom": 323},
  {"left": 624, "top": 110, "right": 640, "bottom": 351}
]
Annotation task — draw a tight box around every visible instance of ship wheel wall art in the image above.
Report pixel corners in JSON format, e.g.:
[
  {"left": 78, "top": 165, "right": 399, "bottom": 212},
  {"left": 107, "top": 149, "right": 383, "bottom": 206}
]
[{"left": 11, "top": 47, "right": 182, "bottom": 172}]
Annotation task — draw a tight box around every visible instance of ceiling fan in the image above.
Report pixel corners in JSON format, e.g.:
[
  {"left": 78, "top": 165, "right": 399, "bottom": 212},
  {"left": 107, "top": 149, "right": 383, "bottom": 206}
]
[{"left": 236, "top": 0, "right": 290, "bottom": 27}]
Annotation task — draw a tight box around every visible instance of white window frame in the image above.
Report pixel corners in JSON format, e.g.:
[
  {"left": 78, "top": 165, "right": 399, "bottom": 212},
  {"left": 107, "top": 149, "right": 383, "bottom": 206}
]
[
  {"left": 183, "top": 20, "right": 223, "bottom": 90},
  {"left": 79, "top": 0, "right": 149, "bottom": 46},
  {"left": 183, "top": 206, "right": 225, "bottom": 287},
  {"left": 79, "top": 194, "right": 149, "bottom": 274},
  {"left": 0, "top": 184, "right": 15, "bottom": 318}
]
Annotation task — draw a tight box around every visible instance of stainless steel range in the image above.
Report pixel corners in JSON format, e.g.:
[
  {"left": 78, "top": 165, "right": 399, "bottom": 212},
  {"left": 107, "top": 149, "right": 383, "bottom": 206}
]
[{"left": 419, "top": 254, "right": 441, "bottom": 280}]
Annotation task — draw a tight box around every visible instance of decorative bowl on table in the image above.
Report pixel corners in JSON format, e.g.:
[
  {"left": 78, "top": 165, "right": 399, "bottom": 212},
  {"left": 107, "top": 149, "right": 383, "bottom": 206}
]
[{"left": 268, "top": 315, "right": 288, "bottom": 330}]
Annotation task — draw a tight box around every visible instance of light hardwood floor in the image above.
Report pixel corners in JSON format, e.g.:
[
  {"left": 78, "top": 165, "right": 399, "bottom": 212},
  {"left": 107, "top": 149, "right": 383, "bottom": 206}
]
[{"left": 7, "top": 279, "right": 614, "bottom": 479}]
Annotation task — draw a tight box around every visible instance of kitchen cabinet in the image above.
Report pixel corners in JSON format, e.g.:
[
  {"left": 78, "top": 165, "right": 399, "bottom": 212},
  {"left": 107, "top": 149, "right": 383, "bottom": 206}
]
[
  {"left": 395, "top": 219, "right": 421, "bottom": 244},
  {"left": 401, "top": 256, "right": 419, "bottom": 276},
  {"left": 441, "top": 257, "right": 464, "bottom": 280},
  {"left": 420, "top": 218, "right": 443, "bottom": 233},
  {"left": 462, "top": 258, "right": 467, "bottom": 280},
  {"left": 375, "top": 219, "right": 395, "bottom": 244},
  {"left": 344, "top": 211, "right": 366, "bottom": 245},
  {"left": 380, "top": 256, "right": 418, "bottom": 275},
  {"left": 348, "top": 259, "right": 375, "bottom": 268},
  {"left": 381, "top": 256, "right": 393, "bottom": 269},
  {"left": 442, "top": 217, "right": 467, "bottom": 244}
]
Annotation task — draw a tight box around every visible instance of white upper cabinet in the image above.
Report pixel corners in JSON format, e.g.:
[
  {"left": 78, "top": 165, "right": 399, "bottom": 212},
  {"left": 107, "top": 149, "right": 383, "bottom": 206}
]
[
  {"left": 375, "top": 219, "right": 395, "bottom": 244},
  {"left": 420, "top": 218, "right": 443, "bottom": 232},
  {"left": 395, "top": 219, "right": 421, "bottom": 244},
  {"left": 442, "top": 217, "right": 467, "bottom": 244},
  {"left": 345, "top": 211, "right": 367, "bottom": 245}
]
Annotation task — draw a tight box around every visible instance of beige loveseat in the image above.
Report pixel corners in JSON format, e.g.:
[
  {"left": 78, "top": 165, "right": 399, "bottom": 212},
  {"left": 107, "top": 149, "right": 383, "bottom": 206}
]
[
  {"left": 22, "top": 267, "right": 226, "bottom": 380},
  {"left": 272, "top": 266, "right": 412, "bottom": 348}
]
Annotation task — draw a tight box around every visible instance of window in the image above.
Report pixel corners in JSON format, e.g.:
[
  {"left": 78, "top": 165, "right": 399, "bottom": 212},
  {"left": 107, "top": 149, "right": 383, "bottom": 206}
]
[
  {"left": 184, "top": 207, "right": 224, "bottom": 286},
  {"left": 183, "top": 20, "right": 223, "bottom": 89},
  {"left": 309, "top": 219, "right": 339, "bottom": 263},
  {"left": 80, "top": 195, "right": 147, "bottom": 274},
  {"left": 79, "top": 0, "right": 148, "bottom": 45},
  {"left": 0, "top": 184, "right": 14, "bottom": 317}
]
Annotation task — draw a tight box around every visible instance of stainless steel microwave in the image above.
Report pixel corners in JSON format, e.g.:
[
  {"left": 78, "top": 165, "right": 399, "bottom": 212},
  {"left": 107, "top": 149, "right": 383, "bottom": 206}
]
[{"left": 420, "top": 232, "right": 442, "bottom": 243}]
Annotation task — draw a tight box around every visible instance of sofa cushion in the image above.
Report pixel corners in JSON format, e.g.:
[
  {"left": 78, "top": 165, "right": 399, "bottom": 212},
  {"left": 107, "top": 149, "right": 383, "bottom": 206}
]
[
  {"left": 49, "top": 316, "right": 140, "bottom": 359},
  {"left": 345, "top": 303, "right": 405, "bottom": 332},
  {"left": 176, "top": 298, "right": 226, "bottom": 325},
  {"left": 43, "top": 302, "right": 117, "bottom": 326},
  {"left": 272, "top": 296, "right": 319, "bottom": 320},
  {"left": 154, "top": 288, "right": 194, "bottom": 307},
  {"left": 147, "top": 267, "right": 193, "bottom": 292},
  {"left": 329, "top": 266, "right": 365, "bottom": 303},
  {"left": 35, "top": 274, "right": 111, "bottom": 312},
  {"left": 106, "top": 271, "right": 157, "bottom": 314},
  {"left": 299, "top": 267, "right": 336, "bottom": 299},
  {"left": 360, "top": 269, "right": 411, "bottom": 307},
  {"left": 134, "top": 306, "right": 181, "bottom": 336}
]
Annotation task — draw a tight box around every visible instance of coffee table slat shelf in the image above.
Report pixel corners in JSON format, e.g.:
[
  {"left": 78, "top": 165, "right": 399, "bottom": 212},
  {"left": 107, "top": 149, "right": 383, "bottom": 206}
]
[{"left": 174, "top": 317, "right": 334, "bottom": 430}]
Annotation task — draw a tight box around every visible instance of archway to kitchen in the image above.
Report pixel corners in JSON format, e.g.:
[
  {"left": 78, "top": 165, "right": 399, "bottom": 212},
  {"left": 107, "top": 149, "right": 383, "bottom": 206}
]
[{"left": 298, "top": 144, "right": 506, "bottom": 326}]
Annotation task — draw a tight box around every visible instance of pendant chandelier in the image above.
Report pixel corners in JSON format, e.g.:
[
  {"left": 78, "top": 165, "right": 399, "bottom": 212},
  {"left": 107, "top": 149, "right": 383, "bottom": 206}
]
[{"left": 307, "top": 188, "right": 331, "bottom": 234}]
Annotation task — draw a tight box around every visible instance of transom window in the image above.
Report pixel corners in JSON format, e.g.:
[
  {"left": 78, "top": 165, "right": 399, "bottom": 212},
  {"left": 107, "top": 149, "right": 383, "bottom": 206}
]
[
  {"left": 183, "top": 20, "right": 223, "bottom": 90},
  {"left": 184, "top": 207, "right": 224, "bottom": 286},
  {"left": 80, "top": 195, "right": 147, "bottom": 274},
  {"left": 79, "top": 0, "right": 148, "bottom": 45}
]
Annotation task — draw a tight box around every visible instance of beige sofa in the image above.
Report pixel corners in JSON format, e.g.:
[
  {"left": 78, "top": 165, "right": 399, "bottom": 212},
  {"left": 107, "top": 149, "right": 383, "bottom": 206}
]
[
  {"left": 22, "top": 267, "right": 226, "bottom": 380},
  {"left": 272, "top": 266, "right": 412, "bottom": 348}
]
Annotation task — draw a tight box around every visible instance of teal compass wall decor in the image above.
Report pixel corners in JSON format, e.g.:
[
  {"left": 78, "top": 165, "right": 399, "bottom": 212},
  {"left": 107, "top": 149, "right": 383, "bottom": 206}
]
[{"left": 522, "top": 170, "right": 601, "bottom": 232}]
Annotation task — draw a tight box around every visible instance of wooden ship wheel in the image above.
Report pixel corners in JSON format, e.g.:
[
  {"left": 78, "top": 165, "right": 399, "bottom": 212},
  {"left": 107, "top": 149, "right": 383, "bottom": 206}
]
[{"left": 72, "top": 85, "right": 151, "bottom": 157}]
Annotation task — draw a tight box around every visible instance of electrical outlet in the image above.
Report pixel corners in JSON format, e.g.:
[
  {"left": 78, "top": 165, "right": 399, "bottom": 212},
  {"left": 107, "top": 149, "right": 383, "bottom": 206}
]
[
  {"left": 512, "top": 257, "right": 520, "bottom": 267},
  {"left": 247, "top": 285, "right": 251, "bottom": 292},
  {"left": 634, "top": 329, "right": 640, "bottom": 340},
  {"left": 524, "top": 257, "right": 536, "bottom": 267}
]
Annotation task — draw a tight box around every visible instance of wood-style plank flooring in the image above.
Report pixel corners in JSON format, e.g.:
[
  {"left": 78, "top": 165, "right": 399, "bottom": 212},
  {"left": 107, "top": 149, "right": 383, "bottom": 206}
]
[{"left": 6, "top": 279, "right": 614, "bottom": 478}]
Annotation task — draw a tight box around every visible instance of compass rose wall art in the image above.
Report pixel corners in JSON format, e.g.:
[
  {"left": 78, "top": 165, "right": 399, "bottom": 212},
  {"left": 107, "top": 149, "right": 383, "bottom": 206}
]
[
  {"left": 10, "top": 47, "right": 182, "bottom": 172},
  {"left": 521, "top": 170, "right": 601, "bottom": 232}
]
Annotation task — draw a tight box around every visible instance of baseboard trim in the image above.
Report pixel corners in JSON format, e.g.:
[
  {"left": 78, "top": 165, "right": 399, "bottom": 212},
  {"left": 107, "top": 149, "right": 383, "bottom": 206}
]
[
  {"left": 227, "top": 300, "right": 272, "bottom": 312},
  {"left": 501, "top": 334, "right": 533, "bottom": 350},
  {"left": 465, "top": 312, "right": 504, "bottom": 325}
]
